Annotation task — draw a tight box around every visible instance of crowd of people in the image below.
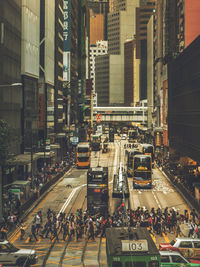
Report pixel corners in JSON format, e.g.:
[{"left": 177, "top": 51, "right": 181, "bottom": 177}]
[{"left": 18, "top": 205, "right": 200, "bottom": 244}]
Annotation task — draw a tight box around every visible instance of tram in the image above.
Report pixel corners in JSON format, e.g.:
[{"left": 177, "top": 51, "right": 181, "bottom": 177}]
[
  {"left": 106, "top": 227, "right": 161, "bottom": 267},
  {"left": 112, "top": 171, "right": 129, "bottom": 198},
  {"left": 87, "top": 167, "right": 108, "bottom": 215}
]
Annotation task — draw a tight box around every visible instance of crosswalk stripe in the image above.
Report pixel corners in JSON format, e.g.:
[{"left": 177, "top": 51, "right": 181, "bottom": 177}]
[{"left": 162, "top": 232, "right": 170, "bottom": 243}]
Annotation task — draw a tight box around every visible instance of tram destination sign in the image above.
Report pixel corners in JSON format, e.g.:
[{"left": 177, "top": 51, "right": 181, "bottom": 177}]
[{"left": 121, "top": 240, "right": 148, "bottom": 252}]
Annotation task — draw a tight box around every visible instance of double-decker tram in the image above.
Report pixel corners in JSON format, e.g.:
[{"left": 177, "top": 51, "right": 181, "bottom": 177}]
[
  {"left": 126, "top": 149, "right": 142, "bottom": 177},
  {"left": 133, "top": 154, "right": 152, "bottom": 189},
  {"left": 87, "top": 167, "right": 108, "bottom": 215},
  {"left": 90, "top": 134, "right": 101, "bottom": 151},
  {"left": 140, "top": 143, "right": 155, "bottom": 167},
  {"left": 76, "top": 142, "right": 90, "bottom": 168},
  {"left": 128, "top": 129, "right": 137, "bottom": 142},
  {"left": 106, "top": 227, "right": 160, "bottom": 267}
]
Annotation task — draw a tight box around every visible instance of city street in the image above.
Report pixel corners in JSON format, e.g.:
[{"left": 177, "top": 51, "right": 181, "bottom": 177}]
[{"left": 7, "top": 138, "right": 191, "bottom": 266}]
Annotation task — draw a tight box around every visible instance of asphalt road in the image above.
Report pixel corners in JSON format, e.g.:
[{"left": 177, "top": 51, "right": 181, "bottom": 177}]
[{"left": 8, "top": 136, "right": 191, "bottom": 266}]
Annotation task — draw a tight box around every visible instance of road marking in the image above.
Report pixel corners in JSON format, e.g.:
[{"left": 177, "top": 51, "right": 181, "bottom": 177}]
[
  {"left": 152, "top": 190, "right": 161, "bottom": 209},
  {"left": 58, "top": 184, "right": 86, "bottom": 216},
  {"left": 162, "top": 232, "right": 170, "bottom": 243}
]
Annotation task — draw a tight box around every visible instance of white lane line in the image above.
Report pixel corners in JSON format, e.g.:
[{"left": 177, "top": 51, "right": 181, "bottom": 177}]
[
  {"left": 109, "top": 143, "right": 119, "bottom": 185},
  {"left": 152, "top": 190, "right": 161, "bottom": 209},
  {"left": 58, "top": 184, "right": 86, "bottom": 217}
]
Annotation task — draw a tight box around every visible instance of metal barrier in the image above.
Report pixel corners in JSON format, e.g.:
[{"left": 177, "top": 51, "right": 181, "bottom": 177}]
[{"left": 20, "top": 165, "right": 70, "bottom": 220}]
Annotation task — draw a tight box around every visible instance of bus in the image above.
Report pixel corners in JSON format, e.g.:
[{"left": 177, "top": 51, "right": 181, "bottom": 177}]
[
  {"left": 106, "top": 227, "right": 160, "bottom": 267},
  {"left": 87, "top": 167, "right": 108, "bottom": 215},
  {"left": 90, "top": 134, "right": 101, "bottom": 151},
  {"left": 140, "top": 143, "right": 155, "bottom": 166},
  {"left": 133, "top": 154, "right": 152, "bottom": 189},
  {"left": 126, "top": 149, "right": 142, "bottom": 177},
  {"left": 76, "top": 142, "right": 90, "bottom": 168}
]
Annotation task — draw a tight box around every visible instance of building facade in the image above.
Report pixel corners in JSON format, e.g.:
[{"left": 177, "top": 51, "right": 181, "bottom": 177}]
[
  {"left": 168, "top": 36, "right": 200, "bottom": 162},
  {"left": 89, "top": 40, "right": 108, "bottom": 93},
  {"left": 108, "top": 0, "right": 140, "bottom": 105},
  {"left": 136, "top": 0, "right": 156, "bottom": 101},
  {"left": 124, "top": 40, "right": 136, "bottom": 106},
  {"left": 95, "top": 54, "right": 110, "bottom": 106}
]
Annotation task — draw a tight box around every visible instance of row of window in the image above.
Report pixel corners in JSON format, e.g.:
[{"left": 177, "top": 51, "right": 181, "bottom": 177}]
[{"left": 90, "top": 50, "right": 107, "bottom": 53}]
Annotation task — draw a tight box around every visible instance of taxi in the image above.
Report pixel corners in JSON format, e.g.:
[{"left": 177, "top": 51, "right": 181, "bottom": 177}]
[
  {"left": 160, "top": 251, "right": 200, "bottom": 266},
  {"left": 159, "top": 237, "right": 200, "bottom": 260}
]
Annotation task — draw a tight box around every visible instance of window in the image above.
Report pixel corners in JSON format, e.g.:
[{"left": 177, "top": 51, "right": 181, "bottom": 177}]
[
  {"left": 0, "top": 244, "right": 9, "bottom": 252},
  {"left": 113, "top": 262, "right": 122, "bottom": 267},
  {"left": 179, "top": 241, "right": 192, "bottom": 248},
  {"left": 171, "top": 255, "right": 187, "bottom": 263},
  {"left": 160, "top": 256, "right": 170, "bottom": 263},
  {"left": 194, "top": 242, "right": 200, "bottom": 248}
]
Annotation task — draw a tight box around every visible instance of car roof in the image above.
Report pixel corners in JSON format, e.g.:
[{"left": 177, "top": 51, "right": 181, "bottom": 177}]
[
  {"left": 160, "top": 251, "right": 184, "bottom": 256},
  {"left": 0, "top": 239, "right": 9, "bottom": 244},
  {"left": 175, "top": 237, "right": 200, "bottom": 242}
]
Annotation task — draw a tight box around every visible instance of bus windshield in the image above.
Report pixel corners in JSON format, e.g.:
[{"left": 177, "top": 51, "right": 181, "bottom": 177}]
[
  {"left": 134, "top": 171, "right": 152, "bottom": 180},
  {"left": 134, "top": 157, "right": 151, "bottom": 170},
  {"left": 77, "top": 147, "right": 89, "bottom": 153}
]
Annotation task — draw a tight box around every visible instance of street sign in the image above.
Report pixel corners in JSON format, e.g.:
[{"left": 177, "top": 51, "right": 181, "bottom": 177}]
[{"left": 96, "top": 113, "right": 102, "bottom": 123}]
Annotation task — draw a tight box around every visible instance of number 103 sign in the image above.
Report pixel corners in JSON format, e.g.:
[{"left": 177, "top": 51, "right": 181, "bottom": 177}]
[{"left": 121, "top": 240, "right": 148, "bottom": 252}]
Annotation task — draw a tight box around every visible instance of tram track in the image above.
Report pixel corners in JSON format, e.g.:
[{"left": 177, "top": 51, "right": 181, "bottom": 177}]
[{"left": 42, "top": 184, "right": 87, "bottom": 266}]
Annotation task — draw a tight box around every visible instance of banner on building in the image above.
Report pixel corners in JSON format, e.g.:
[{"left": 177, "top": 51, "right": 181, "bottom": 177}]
[{"left": 63, "top": 0, "right": 71, "bottom": 82}]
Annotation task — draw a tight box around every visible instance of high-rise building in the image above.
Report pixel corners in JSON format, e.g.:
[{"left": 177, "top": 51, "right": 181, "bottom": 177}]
[
  {"left": 39, "top": 0, "right": 55, "bottom": 145},
  {"left": 136, "top": 0, "right": 156, "bottom": 100},
  {"left": 54, "top": 0, "right": 65, "bottom": 133},
  {"left": 95, "top": 54, "right": 110, "bottom": 106},
  {"left": 0, "top": 0, "right": 22, "bottom": 184},
  {"left": 87, "top": 0, "right": 109, "bottom": 43},
  {"left": 124, "top": 40, "right": 137, "bottom": 106},
  {"left": 177, "top": 0, "right": 200, "bottom": 52},
  {"left": 108, "top": 0, "right": 140, "bottom": 105},
  {"left": 90, "top": 41, "right": 108, "bottom": 92}
]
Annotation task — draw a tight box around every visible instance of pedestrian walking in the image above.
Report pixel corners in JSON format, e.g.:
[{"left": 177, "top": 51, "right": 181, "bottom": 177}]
[
  {"left": 20, "top": 223, "right": 25, "bottom": 240},
  {"left": 30, "top": 222, "right": 38, "bottom": 242},
  {"left": 88, "top": 218, "right": 95, "bottom": 241}
]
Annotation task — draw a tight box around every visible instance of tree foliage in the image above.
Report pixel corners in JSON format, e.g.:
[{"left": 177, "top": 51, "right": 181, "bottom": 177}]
[{"left": 0, "top": 119, "right": 12, "bottom": 166}]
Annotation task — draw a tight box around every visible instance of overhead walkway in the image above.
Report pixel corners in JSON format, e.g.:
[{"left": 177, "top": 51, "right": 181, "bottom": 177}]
[{"left": 93, "top": 106, "right": 147, "bottom": 125}]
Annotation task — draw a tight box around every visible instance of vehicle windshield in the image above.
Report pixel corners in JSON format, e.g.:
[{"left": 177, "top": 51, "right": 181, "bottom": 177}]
[
  {"left": 134, "top": 171, "right": 151, "bottom": 180},
  {"left": 170, "top": 240, "right": 176, "bottom": 246},
  {"left": 6, "top": 243, "right": 19, "bottom": 252},
  {"left": 78, "top": 157, "right": 89, "bottom": 162},
  {"left": 134, "top": 157, "right": 151, "bottom": 170},
  {"left": 77, "top": 147, "right": 89, "bottom": 153}
]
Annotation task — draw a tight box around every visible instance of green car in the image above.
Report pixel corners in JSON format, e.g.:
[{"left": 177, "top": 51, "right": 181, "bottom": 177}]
[{"left": 160, "top": 251, "right": 200, "bottom": 266}]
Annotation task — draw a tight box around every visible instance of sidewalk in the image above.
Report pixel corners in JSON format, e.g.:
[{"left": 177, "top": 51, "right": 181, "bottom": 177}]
[
  {"left": 158, "top": 164, "right": 200, "bottom": 214},
  {"left": 6, "top": 164, "right": 71, "bottom": 239}
]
